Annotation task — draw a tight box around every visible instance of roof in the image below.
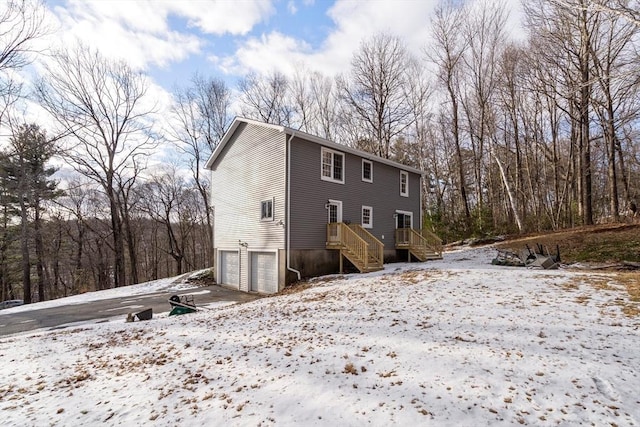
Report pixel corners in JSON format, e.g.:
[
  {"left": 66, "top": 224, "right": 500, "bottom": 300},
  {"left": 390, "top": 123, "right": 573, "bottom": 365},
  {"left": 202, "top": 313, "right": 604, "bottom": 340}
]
[{"left": 204, "top": 117, "right": 424, "bottom": 175}]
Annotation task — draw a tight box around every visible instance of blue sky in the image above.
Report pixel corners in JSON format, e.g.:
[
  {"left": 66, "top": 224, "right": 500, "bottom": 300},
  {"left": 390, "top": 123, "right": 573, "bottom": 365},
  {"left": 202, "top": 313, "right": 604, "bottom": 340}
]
[
  {"left": 21, "top": 0, "right": 523, "bottom": 145},
  {"left": 40, "top": 0, "right": 524, "bottom": 94},
  {"left": 7, "top": 0, "right": 523, "bottom": 176},
  {"left": 151, "top": 1, "right": 335, "bottom": 89}
]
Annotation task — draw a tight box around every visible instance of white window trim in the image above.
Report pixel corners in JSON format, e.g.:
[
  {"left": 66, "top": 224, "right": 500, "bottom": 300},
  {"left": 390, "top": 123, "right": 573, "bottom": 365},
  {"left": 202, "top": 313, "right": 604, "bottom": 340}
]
[
  {"left": 361, "top": 159, "right": 373, "bottom": 183},
  {"left": 362, "top": 205, "right": 373, "bottom": 229},
  {"left": 321, "top": 147, "right": 345, "bottom": 184},
  {"left": 261, "top": 198, "right": 274, "bottom": 221},
  {"left": 400, "top": 171, "right": 409, "bottom": 197}
]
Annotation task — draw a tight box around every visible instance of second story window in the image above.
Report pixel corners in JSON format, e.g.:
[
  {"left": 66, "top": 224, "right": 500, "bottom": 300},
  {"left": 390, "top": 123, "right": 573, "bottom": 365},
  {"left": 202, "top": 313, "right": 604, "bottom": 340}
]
[
  {"left": 362, "top": 159, "right": 373, "bottom": 183},
  {"left": 321, "top": 147, "right": 344, "bottom": 184},
  {"left": 400, "top": 171, "right": 409, "bottom": 197}
]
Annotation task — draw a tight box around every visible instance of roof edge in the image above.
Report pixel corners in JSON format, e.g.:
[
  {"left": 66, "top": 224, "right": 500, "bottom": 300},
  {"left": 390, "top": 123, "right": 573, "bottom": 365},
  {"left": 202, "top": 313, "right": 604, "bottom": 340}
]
[{"left": 205, "top": 117, "right": 424, "bottom": 176}]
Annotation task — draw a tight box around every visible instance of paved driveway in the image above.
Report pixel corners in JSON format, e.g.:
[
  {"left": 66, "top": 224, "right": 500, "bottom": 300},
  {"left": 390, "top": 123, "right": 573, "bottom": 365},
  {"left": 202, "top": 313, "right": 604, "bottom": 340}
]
[{"left": 0, "top": 285, "right": 262, "bottom": 337}]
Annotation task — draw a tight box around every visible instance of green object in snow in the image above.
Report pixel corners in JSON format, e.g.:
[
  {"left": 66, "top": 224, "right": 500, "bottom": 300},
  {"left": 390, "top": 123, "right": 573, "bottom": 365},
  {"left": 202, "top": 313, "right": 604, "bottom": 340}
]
[{"left": 169, "top": 306, "right": 196, "bottom": 316}]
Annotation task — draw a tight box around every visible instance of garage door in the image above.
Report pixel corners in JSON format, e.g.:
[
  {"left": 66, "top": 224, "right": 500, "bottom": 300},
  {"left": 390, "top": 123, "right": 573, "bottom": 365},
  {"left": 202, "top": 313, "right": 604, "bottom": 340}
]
[
  {"left": 250, "top": 252, "right": 277, "bottom": 294},
  {"left": 220, "top": 250, "right": 239, "bottom": 287}
]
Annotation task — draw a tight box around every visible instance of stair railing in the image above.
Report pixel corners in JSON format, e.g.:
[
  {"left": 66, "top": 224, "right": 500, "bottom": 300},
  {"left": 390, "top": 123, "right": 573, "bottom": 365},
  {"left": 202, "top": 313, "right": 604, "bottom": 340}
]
[
  {"left": 327, "top": 223, "right": 369, "bottom": 269},
  {"left": 349, "top": 224, "right": 383, "bottom": 266}
]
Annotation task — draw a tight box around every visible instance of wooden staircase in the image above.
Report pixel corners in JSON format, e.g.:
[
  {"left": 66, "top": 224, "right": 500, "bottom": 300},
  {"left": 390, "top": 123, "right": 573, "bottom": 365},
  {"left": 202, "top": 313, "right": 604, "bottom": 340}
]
[
  {"left": 395, "top": 228, "right": 443, "bottom": 262},
  {"left": 327, "top": 223, "right": 384, "bottom": 273}
]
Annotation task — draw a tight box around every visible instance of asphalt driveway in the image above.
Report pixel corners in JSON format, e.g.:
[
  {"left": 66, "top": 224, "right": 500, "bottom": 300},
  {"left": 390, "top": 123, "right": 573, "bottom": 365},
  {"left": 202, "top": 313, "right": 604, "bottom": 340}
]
[{"left": 0, "top": 285, "right": 262, "bottom": 337}]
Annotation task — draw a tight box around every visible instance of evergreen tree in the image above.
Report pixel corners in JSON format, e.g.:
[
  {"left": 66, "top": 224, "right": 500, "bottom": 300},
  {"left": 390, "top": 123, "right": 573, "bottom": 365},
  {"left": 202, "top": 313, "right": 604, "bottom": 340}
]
[{"left": 0, "top": 123, "right": 60, "bottom": 303}]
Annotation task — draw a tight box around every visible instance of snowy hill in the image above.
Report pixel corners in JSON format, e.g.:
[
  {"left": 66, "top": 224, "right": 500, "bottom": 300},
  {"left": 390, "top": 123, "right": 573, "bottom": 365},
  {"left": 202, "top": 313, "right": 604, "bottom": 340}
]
[{"left": 1, "top": 246, "right": 638, "bottom": 426}]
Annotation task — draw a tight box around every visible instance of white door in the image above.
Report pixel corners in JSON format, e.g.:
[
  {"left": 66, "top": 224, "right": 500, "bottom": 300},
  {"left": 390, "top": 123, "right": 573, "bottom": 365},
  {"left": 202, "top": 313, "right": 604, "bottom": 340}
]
[
  {"left": 327, "top": 200, "right": 343, "bottom": 243},
  {"left": 220, "top": 251, "right": 239, "bottom": 286},
  {"left": 250, "top": 252, "right": 277, "bottom": 294},
  {"left": 395, "top": 211, "right": 413, "bottom": 245},
  {"left": 327, "top": 200, "right": 342, "bottom": 224}
]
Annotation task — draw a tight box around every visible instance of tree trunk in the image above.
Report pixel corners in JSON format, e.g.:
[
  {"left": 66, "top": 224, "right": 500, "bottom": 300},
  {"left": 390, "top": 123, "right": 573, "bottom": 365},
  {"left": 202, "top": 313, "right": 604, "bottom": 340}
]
[
  {"left": 34, "top": 201, "right": 46, "bottom": 301},
  {"left": 19, "top": 195, "right": 31, "bottom": 303},
  {"left": 447, "top": 83, "right": 471, "bottom": 228},
  {"left": 122, "top": 204, "right": 139, "bottom": 285},
  {"left": 492, "top": 148, "right": 523, "bottom": 232},
  {"left": 580, "top": 7, "right": 593, "bottom": 226},
  {"left": 108, "top": 185, "right": 126, "bottom": 288}
]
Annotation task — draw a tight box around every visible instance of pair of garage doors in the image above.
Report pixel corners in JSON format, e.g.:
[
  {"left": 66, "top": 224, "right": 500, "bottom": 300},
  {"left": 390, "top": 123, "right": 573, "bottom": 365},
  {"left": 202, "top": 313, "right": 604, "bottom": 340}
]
[{"left": 219, "top": 250, "right": 277, "bottom": 294}]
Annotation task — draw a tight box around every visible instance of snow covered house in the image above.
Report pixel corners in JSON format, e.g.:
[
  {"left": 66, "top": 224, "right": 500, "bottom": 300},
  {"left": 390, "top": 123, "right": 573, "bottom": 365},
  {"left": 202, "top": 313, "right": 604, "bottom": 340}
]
[{"left": 205, "top": 117, "right": 442, "bottom": 294}]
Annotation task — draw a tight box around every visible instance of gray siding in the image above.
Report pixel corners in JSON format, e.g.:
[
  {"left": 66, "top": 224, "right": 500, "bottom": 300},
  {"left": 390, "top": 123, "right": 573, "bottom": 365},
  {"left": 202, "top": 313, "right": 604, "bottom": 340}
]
[
  {"left": 289, "top": 136, "right": 421, "bottom": 251},
  {"left": 210, "top": 122, "right": 286, "bottom": 291}
]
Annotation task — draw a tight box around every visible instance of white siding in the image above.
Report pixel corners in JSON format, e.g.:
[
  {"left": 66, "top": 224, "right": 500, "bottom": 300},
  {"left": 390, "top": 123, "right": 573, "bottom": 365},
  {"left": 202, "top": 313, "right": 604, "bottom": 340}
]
[{"left": 210, "top": 123, "right": 286, "bottom": 292}]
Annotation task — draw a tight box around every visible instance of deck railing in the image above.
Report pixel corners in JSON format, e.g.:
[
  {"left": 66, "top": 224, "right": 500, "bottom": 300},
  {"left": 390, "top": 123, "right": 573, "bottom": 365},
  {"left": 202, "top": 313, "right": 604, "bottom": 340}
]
[
  {"left": 349, "top": 224, "right": 384, "bottom": 266},
  {"left": 327, "top": 223, "right": 370, "bottom": 269},
  {"left": 395, "top": 228, "right": 443, "bottom": 256},
  {"left": 420, "top": 229, "right": 443, "bottom": 256}
]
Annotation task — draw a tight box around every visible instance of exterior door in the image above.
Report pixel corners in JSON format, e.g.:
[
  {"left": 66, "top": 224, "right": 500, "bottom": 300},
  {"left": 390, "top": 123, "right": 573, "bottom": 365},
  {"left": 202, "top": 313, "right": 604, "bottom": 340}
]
[
  {"left": 220, "top": 250, "right": 239, "bottom": 287},
  {"left": 396, "top": 212, "right": 412, "bottom": 229},
  {"left": 395, "top": 211, "right": 413, "bottom": 244},
  {"left": 327, "top": 200, "right": 342, "bottom": 223},
  {"left": 327, "top": 200, "right": 343, "bottom": 243},
  {"left": 250, "top": 252, "right": 277, "bottom": 294}
]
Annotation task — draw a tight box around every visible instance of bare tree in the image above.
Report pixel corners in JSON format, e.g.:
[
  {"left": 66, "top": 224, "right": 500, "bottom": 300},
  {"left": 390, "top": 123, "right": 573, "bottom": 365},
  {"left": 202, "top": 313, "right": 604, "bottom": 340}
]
[
  {"left": 171, "top": 74, "right": 231, "bottom": 266},
  {"left": 428, "top": 2, "right": 472, "bottom": 229},
  {"left": 588, "top": 7, "right": 640, "bottom": 220},
  {"left": 0, "top": 0, "right": 47, "bottom": 126},
  {"left": 460, "top": 1, "right": 508, "bottom": 231},
  {"left": 238, "top": 71, "right": 292, "bottom": 125},
  {"left": 36, "top": 45, "right": 156, "bottom": 288},
  {"left": 140, "top": 166, "right": 192, "bottom": 276},
  {"left": 582, "top": 0, "right": 640, "bottom": 28},
  {"left": 190, "top": 73, "right": 232, "bottom": 148},
  {"left": 289, "top": 66, "right": 340, "bottom": 140},
  {"left": 337, "top": 32, "right": 413, "bottom": 159},
  {"left": 525, "top": 0, "right": 601, "bottom": 225}
]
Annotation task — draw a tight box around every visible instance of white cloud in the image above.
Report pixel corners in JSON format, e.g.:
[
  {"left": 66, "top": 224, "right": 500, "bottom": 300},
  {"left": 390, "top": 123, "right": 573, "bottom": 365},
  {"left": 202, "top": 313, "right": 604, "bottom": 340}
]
[
  {"left": 216, "top": 31, "right": 312, "bottom": 76},
  {"left": 218, "top": 0, "right": 440, "bottom": 79},
  {"left": 287, "top": 0, "right": 298, "bottom": 15},
  {"left": 216, "top": 0, "right": 525, "bottom": 83},
  {"left": 44, "top": 0, "right": 276, "bottom": 72},
  {"left": 170, "top": 0, "right": 275, "bottom": 35}
]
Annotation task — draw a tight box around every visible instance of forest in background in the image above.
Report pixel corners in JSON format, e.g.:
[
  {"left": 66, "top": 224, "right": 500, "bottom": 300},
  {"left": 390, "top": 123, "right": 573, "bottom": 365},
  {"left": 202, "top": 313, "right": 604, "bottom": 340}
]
[{"left": 1, "top": 0, "right": 639, "bottom": 303}]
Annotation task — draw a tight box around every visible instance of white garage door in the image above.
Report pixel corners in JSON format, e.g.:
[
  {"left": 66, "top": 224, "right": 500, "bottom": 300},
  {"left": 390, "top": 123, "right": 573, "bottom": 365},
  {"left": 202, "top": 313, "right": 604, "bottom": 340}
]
[
  {"left": 250, "top": 252, "right": 277, "bottom": 294},
  {"left": 220, "top": 251, "right": 239, "bottom": 287}
]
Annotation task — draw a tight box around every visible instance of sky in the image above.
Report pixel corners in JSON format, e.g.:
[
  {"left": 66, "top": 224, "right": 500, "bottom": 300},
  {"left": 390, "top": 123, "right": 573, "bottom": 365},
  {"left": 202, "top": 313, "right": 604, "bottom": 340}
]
[
  {"left": 38, "top": 0, "right": 524, "bottom": 100},
  {"left": 1, "top": 0, "right": 524, "bottom": 173},
  {"left": 1, "top": 245, "right": 638, "bottom": 425}
]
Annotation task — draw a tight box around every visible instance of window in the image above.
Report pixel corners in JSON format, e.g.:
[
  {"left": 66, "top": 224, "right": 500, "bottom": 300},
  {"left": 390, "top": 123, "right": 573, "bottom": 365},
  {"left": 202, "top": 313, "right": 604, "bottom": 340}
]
[
  {"left": 400, "top": 171, "right": 409, "bottom": 197},
  {"left": 362, "top": 206, "right": 373, "bottom": 228},
  {"left": 321, "top": 147, "right": 345, "bottom": 184},
  {"left": 261, "top": 199, "right": 273, "bottom": 221},
  {"left": 362, "top": 159, "right": 373, "bottom": 183}
]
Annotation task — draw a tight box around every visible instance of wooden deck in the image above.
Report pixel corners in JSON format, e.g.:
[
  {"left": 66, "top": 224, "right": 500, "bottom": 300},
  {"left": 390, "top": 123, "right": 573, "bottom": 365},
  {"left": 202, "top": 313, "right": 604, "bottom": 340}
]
[
  {"left": 395, "top": 228, "right": 443, "bottom": 262},
  {"left": 326, "top": 223, "right": 384, "bottom": 273}
]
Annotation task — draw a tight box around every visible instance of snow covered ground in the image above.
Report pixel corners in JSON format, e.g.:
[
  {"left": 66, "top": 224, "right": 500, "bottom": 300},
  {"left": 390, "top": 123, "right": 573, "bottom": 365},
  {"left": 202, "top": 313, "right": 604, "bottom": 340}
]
[
  {"left": 1, "top": 246, "right": 638, "bottom": 426},
  {"left": 0, "top": 270, "right": 207, "bottom": 316}
]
